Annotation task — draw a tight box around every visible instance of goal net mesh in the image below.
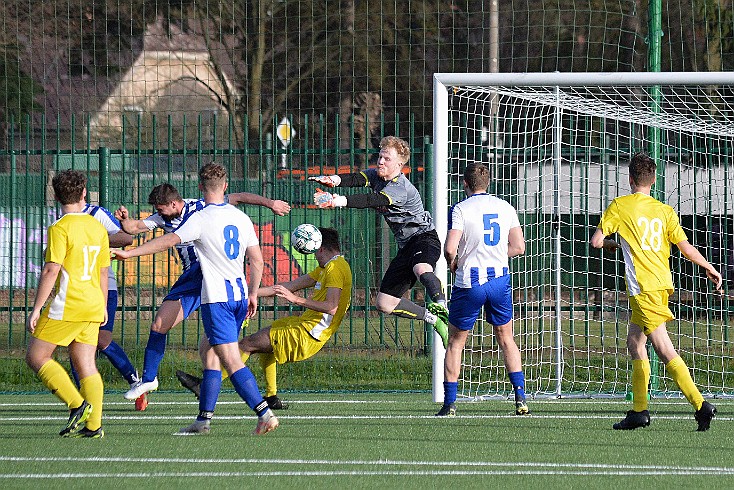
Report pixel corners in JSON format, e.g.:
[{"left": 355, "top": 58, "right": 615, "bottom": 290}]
[{"left": 444, "top": 81, "right": 734, "bottom": 400}]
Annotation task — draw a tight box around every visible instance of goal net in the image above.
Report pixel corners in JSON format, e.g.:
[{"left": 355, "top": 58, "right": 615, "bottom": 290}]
[{"left": 432, "top": 73, "right": 734, "bottom": 401}]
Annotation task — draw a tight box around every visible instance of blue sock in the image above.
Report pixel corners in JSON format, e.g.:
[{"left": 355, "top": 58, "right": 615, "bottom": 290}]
[
  {"left": 443, "top": 381, "right": 458, "bottom": 406},
  {"left": 508, "top": 371, "right": 526, "bottom": 402},
  {"left": 142, "top": 331, "right": 167, "bottom": 383},
  {"left": 101, "top": 341, "right": 137, "bottom": 384},
  {"left": 229, "top": 367, "right": 268, "bottom": 417},
  {"left": 197, "top": 369, "right": 222, "bottom": 421}
]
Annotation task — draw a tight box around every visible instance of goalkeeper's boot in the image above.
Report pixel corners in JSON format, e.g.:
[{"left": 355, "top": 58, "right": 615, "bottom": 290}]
[
  {"left": 515, "top": 400, "right": 531, "bottom": 416},
  {"left": 177, "top": 419, "right": 211, "bottom": 435},
  {"left": 694, "top": 401, "right": 716, "bottom": 432},
  {"left": 124, "top": 377, "right": 158, "bottom": 400},
  {"left": 435, "top": 403, "right": 456, "bottom": 417},
  {"left": 68, "top": 427, "right": 104, "bottom": 439},
  {"left": 265, "top": 395, "right": 289, "bottom": 410},
  {"left": 426, "top": 303, "right": 449, "bottom": 349},
  {"left": 612, "top": 409, "right": 650, "bottom": 430},
  {"left": 59, "top": 401, "right": 92, "bottom": 436},
  {"left": 176, "top": 370, "right": 202, "bottom": 400},
  {"left": 253, "top": 411, "right": 279, "bottom": 435}
]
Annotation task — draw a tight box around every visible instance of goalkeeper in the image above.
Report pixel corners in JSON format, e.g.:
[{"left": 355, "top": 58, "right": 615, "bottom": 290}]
[
  {"left": 591, "top": 152, "right": 722, "bottom": 431},
  {"left": 309, "top": 136, "right": 449, "bottom": 348},
  {"left": 176, "top": 227, "right": 351, "bottom": 409}
]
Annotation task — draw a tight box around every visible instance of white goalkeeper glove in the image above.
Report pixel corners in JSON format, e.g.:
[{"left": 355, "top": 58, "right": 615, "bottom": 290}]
[
  {"left": 308, "top": 175, "right": 341, "bottom": 188},
  {"left": 314, "top": 188, "right": 347, "bottom": 208}
]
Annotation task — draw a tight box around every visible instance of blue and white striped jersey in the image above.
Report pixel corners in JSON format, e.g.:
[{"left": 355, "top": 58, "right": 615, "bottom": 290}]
[
  {"left": 448, "top": 193, "right": 520, "bottom": 288},
  {"left": 143, "top": 198, "right": 205, "bottom": 271},
  {"left": 173, "top": 203, "right": 259, "bottom": 305},
  {"left": 83, "top": 203, "right": 120, "bottom": 291}
]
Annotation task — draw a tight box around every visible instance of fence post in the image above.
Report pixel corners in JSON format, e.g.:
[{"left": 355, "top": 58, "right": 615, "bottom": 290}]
[{"left": 98, "top": 146, "right": 110, "bottom": 208}]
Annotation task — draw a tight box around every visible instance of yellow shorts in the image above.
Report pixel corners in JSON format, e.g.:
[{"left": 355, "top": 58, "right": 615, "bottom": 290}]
[
  {"left": 269, "top": 316, "right": 326, "bottom": 364},
  {"left": 33, "top": 316, "right": 99, "bottom": 347},
  {"left": 629, "top": 290, "right": 674, "bottom": 335}
]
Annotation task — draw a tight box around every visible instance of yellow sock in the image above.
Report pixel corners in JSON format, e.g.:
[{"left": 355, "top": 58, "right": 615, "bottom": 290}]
[
  {"left": 631, "top": 359, "right": 650, "bottom": 412},
  {"left": 260, "top": 353, "right": 278, "bottom": 397},
  {"left": 666, "top": 356, "right": 704, "bottom": 411},
  {"left": 37, "top": 359, "right": 84, "bottom": 409},
  {"left": 222, "top": 352, "right": 250, "bottom": 381},
  {"left": 79, "top": 373, "right": 104, "bottom": 431}
]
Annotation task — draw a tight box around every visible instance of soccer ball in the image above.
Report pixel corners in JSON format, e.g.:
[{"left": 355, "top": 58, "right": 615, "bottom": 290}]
[{"left": 291, "top": 223, "right": 322, "bottom": 254}]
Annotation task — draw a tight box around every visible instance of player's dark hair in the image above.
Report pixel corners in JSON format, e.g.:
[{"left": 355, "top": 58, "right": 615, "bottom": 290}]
[
  {"left": 629, "top": 152, "right": 657, "bottom": 186},
  {"left": 319, "top": 227, "right": 340, "bottom": 253},
  {"left": 199, "top": 163, "right": 227, "bottom": 191},
  {"left": 379, "top": 136, "right": 411, "bottom": 163},
  {"left": 463, "top": 163, "right": 490, "bottom": 191},
  {"left": 148, "top": 183, "right": 182, "bottom": 206},
  {"left": 52, "top": 169, "right": 86, "bottom": 205}
]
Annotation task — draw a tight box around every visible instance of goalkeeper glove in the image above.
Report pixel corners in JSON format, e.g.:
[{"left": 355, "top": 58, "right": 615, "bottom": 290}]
[
  {"left": 314, "top": 189, "right": 347, "bottom": 208},
  {"left": 308, "top": 175, "right": 341, "bottom": 188}
]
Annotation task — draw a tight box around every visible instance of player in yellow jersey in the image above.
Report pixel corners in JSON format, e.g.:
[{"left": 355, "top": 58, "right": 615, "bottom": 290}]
[
  {"left": 591, "top": 152, "right": 722, "bottom": 431},
  {"left": 25, "top": 170, "right": 110, "bottom": 438},
  {"left": 176, "top": 227, "right": 352, "bottom": 409}
]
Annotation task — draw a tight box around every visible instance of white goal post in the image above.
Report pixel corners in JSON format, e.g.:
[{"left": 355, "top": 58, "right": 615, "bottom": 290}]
[{"left": 432, "top": 72, "right": 734, "bottom": 403}]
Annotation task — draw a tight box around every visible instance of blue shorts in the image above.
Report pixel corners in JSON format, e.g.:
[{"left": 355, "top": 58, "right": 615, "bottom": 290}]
[
  {"left": 163, "top": 262, "right": 203, "bottom": 319},
  {"left": 100, "top": 290, "right": 118, "bottom": 332},
  {"left": 200, "top": 299, "right": 248, "bottom": 346},
  {"left": 448, "top": 275, "right": 513, "bottom": 330}
]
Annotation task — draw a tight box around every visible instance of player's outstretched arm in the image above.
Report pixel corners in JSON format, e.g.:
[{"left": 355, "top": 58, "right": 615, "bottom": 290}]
[
  {"left": 114, "top": 205, "right": 152, "bottom": 235},
  {"left": 109, "top": 230, "right": 134, "bottom": 248},
  {"left": 676, "top": 240, "right": 723, "bottom": 291},
  {"left": 273, "top": 284, "right": 341, "bottom": 315},
  {"left": 308, "top": 173, "right": 366, "bottom": 188},
  {"left": 258, "top": 274, "right": 316, "bottom": 298},
  {"left": 227, "top": 192, "right": 291, "bottom": 216},
  {"left": 112, "top": 233, "right": 181, "bottom": 260}
]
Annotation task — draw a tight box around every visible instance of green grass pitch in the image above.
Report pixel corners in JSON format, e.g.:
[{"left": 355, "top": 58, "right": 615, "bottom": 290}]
[{"left": 1, "top": 392, "right": 733, "bottom": 488}]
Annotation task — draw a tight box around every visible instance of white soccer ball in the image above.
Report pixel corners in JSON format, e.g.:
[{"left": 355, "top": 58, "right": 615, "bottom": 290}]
[{"left": 291, "top": 223, "right": 322, "bottom": 254}]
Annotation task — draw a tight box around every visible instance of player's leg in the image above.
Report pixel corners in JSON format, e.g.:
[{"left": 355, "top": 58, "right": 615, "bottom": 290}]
[
  {"left": 411, "top": 230, "right": 448, "bottom": 321},
  {"left": 69, "top": 338, "right": 104, "bottom": 437},
  {"left": 437, "top": 285, "right": 480, "bottom": 416},
  {"left": 178, "top": 337, "right": 221, "bottom": 434},
  {"left": 612, "top": 321, "right": 651, "bottom": 430},
  {"left": 208, "top": 301, "right": 278, "bottom": 435},
  {"left": 376, "top": 248, "right": 448, "bottom": 347},
  {"left": 648, "top": 324, "right": 716, "bottom": 430},
  {"left": 436, "top": 325, "right": 469, "bottom": 416},
  {"left": 485, "top": 276, "right": 530, "bottom": 415},
  {"left": 97, "top": 290, "right": 138, "bottom": 386},
  {"left": 26, "top": 337, "right": 85, "bottom": 411}
]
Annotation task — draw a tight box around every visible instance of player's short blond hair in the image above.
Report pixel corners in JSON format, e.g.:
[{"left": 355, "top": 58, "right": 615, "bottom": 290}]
[
  {"left": 379, "top": 136, "right": 410, "bottom": 164},
  {"left": 199, "top": 163, "right": 227, "bottom": 191}
]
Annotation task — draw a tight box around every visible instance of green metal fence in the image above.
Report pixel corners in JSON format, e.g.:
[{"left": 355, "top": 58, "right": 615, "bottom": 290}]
[{"left": 0, "top": 116, "right": 436, "bottom": 392}]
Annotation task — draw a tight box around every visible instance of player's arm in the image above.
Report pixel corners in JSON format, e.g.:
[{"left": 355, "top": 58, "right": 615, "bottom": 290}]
[
  {"left": 676, "top": 240, "right": 723, "bottom": 291},
  {"left": 108, "top": 230, "right": 134, "bottom": 248},
  {"left": 26, "top": 261, "right": 61, "bottom": 333},
  {"left": 308, "top": 172, "right": 367, "bottom": 189},
  {"left": 258, "top": 273, "right": 316, "bottom": 297},
  {"left": 114, "top": 205, "right": 152, "bottom": 235},
  {"left": 99, "top": 266, "right": 109, "bottom": 325},
  {"left": 508, "top": 226, "right": 526, "bottom": 258},
  {"left": 227, "top": 192, "right": 291, "bottom": 216},
  {"left": 272, "top": 284, "right": 341, "bottom": 315},
  {"left": 313, "top": 189, "right": 390, "bottom": 209},
  {"left": 444, "top": 228, "right": 462, "bottom": 273},
  {"left": 112, "top": 233, "right": 181, "bottom": 260},
  {"left": 246, "top": 244, "right": 264, "bottom": 319},
  {"left": 590, "top": 228, "right": 619, "bottom": 252}
]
